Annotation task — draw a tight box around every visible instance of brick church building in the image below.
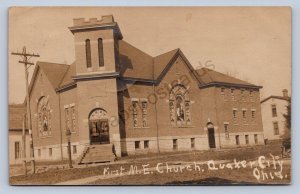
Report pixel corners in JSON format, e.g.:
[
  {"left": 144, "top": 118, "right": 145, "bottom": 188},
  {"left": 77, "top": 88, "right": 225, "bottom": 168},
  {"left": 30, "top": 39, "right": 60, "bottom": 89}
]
[{"left": 28, "top": 15, "right": 264, "bottom": 163}]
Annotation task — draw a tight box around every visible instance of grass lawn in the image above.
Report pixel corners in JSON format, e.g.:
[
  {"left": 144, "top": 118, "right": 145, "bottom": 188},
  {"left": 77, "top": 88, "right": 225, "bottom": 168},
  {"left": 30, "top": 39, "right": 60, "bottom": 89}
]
[{"left": 10, "top": 144, "right": 291, "bottom": 185}]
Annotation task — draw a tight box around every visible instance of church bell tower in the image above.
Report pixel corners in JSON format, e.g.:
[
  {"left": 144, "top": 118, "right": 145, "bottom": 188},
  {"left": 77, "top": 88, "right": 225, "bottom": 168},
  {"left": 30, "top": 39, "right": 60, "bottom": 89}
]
[
  {"left": 68, "top": 15, "right": 122, "bottom": 157},
  {"left": 69, "top": 15, "right": 122, "bottom": 75}
]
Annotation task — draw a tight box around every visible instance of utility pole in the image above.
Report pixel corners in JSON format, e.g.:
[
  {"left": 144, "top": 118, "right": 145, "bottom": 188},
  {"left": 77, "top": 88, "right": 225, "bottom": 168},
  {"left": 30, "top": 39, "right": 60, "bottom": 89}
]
[
  {"left": 11, "top": 46, "right": 40, "bottom": 174},
  {"left": 22, "top": 113, "right": 27, "bottom": 176}
]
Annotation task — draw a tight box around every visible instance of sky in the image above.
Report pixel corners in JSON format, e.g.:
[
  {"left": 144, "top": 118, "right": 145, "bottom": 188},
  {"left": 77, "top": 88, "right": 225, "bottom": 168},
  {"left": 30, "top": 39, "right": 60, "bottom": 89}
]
[{"left": 8, "top": 7, "right": 291, "bottom": 104}]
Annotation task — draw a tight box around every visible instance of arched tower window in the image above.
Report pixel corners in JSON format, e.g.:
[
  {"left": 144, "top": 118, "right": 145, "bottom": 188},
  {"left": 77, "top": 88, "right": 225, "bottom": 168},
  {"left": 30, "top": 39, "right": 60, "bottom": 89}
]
[
  {"left": 85, "top": 39, "right": 92, "bottom": 68},
  {"left": 98, "top": 38, "right": 104, "bottom": 67},
  {"left": 169, "top": 84, "right": 191, "bottom": 127}
]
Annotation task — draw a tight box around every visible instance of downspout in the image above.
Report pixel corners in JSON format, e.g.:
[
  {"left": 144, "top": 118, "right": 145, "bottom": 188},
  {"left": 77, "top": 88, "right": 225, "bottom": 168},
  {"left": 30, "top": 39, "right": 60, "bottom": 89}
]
[
  {"left": 58, "top": 92, "right": 63, "bottom": 160},
  {"left": 213, "top": 87, "right": 222, "bottom": 149},
  {"left": 153, "top": 84, "right": 160, "bottom": 153},
  {"left": 152, "top": 54, "right": 160, "bottom": 153}
]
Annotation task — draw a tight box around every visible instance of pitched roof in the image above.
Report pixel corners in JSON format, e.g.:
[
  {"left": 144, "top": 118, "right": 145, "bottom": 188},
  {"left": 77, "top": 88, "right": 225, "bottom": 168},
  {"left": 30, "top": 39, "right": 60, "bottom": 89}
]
[
  {"left": 38, "top": 62, "right": 70, "bottom": 88},
  {"left": 118, "top": 42, "right": 260, "bottom": 88},
  {"left": 8, "top": 104, "right": 27, "bottom": 130},
  {"left": 31, "top": 41, "right": 260, "bottom": 91},
  {"left": 59, "top": 62, "right": 76, "bottom": 87},
  {"left": 153, "top": 49, "right": 179, "bottom": 79},
  {"left": 28, "top": 62, "right": 72, "bottom": 97},
  {"left": 261, "top": 95, "right": 290, "bottom": 104},
  {"left": 195, "top": 68, "right": 261, "bottom": 88},
  {"left": 118, "top": 40, "right": 154, "bottom": 80},
  {"left": 118, "top": 40, "right": 180, "bottom": 81}
]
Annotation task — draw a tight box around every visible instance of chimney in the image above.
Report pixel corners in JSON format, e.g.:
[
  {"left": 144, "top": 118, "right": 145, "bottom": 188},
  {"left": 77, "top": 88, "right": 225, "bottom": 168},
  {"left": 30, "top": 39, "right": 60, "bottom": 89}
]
[{"left": 282, "top": 89, "right": 288, "bottom": 98}]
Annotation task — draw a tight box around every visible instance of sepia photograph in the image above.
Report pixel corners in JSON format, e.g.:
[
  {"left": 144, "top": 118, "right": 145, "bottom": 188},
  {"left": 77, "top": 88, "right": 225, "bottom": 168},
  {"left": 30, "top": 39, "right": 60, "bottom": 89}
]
[{"left": 8, "top": 6, "right": 291, "bottom": 185}]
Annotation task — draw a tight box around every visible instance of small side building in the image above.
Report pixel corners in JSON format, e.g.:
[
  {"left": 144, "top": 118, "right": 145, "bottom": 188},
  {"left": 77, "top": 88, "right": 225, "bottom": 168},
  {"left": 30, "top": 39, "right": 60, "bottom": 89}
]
[
  {"left": 261, "top": 89, "right": 290, "bottom": 142},
  {"left": 8, "top": 104, "right": 31, "bottom": 165}
]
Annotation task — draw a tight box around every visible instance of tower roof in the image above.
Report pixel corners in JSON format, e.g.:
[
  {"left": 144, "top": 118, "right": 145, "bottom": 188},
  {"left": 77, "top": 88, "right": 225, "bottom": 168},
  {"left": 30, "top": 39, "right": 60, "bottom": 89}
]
[{"left": 68, "top": 15, "right": 123, "bottom": 39}]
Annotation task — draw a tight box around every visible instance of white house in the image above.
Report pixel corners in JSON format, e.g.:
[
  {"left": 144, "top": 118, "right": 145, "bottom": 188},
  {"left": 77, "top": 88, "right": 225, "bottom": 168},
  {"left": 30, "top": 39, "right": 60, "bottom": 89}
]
[{"left": 261, "top": 89, "right": 290, "bottom": 141}]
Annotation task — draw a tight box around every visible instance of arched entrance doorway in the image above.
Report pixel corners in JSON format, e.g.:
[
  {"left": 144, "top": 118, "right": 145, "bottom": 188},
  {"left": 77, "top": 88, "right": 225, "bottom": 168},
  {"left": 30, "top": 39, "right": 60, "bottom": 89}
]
[
  {"left": 88, "top": 108, "right": 110, "bottom": 145},
  {"left": 207, "top": 123, "right": 216, "bottom": 148}
]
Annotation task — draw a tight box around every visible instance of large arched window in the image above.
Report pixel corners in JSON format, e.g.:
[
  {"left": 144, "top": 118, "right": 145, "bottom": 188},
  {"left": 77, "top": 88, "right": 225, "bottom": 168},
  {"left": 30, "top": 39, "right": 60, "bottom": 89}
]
[
  {"left": 85, "top": 39, "right": 92, "bottom": 68},
  {"left": 176, "top": 95, "right": 185, "bottom": 121},
  {"left": 37, "top": 96, "right": 52, "bottom": 137},
  {"left": 169, "top": 84, "right": 191, "bottom": 127},
  {"left": 98, "top": 38, "right": 104, "bottom": 67}
]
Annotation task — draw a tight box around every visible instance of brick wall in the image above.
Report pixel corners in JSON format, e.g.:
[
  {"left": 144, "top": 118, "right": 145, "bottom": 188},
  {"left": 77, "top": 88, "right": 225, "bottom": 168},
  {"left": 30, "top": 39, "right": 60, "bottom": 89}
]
[
  {"left": 73, "top": 29, "right": 117, "bottom": 74},
  {"left": 214, "top": 85, "right": 265, "bottom": 147},
  {"left": 119, "top": 55, "right": 265, "bottom": 155},
  {"left": 30, "top": 68, "right": 62, "bottom": 149},
  {"left": 76, "top": 78, "right": 121, "bottom": 156}
]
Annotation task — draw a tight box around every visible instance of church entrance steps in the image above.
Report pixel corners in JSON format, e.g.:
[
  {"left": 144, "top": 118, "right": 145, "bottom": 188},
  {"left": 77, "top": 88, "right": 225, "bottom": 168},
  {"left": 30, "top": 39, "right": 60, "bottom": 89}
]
[
  {"left": 76, "top": 146, "right": 90, "bottom": 164},
  {"left": 78, "top": 144, "right": 116, "bottom": 164}
]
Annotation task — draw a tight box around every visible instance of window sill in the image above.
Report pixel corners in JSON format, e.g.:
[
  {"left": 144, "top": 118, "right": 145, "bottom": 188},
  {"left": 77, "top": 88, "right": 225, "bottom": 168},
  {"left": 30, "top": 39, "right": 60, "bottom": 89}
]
[
  {"left": 39, "top": 135, "right": 52, "bottom": 139},
  {"left": 172, "top": 125, "right": 195, "bottom": 128}
]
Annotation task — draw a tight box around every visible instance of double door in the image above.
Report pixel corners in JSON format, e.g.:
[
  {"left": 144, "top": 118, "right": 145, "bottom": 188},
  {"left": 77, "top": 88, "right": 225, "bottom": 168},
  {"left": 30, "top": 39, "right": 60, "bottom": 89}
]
[{"left": 89, "top": 119, "right": 110, "bottom": 144}]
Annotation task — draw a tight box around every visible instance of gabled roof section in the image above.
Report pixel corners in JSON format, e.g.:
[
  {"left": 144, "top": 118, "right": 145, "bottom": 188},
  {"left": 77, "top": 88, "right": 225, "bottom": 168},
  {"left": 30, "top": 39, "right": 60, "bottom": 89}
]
[
  {"left": 196, "top": 68, "right": 261, "bottom": 89},
  {"left": 153, "top": 49, "right": 202, "bottom": 85},
  {"left": 28, "top": 62, "right": 70, "bottom": 98},
  {"left": 118, "top": 41, "right": 193, "bottom": 82},
  {"left": 117, "top": 42, "right": 259, "bottom": 88},
  {"left": 119, "top": 40, "right": 153, "bottom": 80},
  {"left": 261, "top": 96, "right": 290, "bottom": 104},
  {"left": 38, "top": 62, "right": 69, "bottom": 89},
  {"left": 59, "top": 62, "right": 76, "bottom": 87},
  {"left": 153, "top": 49, "right": 179, "bottom": 79},
  {"left": 8, "top": 104, "right": 27, "bottom": 130}
]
